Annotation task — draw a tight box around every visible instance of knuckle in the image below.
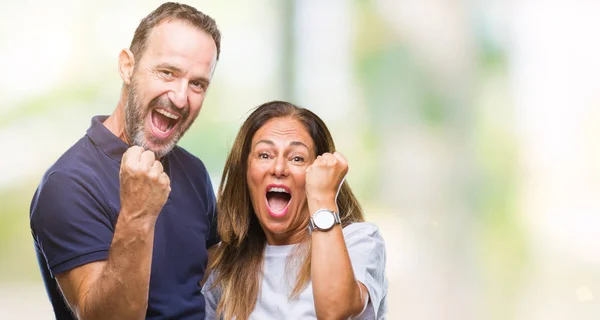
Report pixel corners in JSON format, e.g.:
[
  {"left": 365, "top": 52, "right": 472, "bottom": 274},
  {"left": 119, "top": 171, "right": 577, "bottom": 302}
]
[
  {"left": 160, "top": 172, "right": 170, "bottom": 183},
  {"left": 125, "top": 165, "right": 137, "bottom": 176},
  {"left": 128, "top": 146, "right": 142, "bottom": 155},
  {"left": 131, "top": 162, "right": 143, "bottom": 172},
  {"left": 143, "top": 150, "right": 155, "bottom": 159},
  {"left": 126, "top": 159, "right": 139, "bottom": 170},
  {"left": 147, "top": 171, "right": 160, "bottom": 180}
]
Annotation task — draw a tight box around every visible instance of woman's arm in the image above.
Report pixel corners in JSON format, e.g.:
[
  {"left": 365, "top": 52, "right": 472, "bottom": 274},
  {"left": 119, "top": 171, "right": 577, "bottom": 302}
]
[
  {"left": 201, "top": 270, "right": 220, "bottom": 320},
  {"left": 310, "top": 217, "right": 369, "bottom": 319},
  {"left": 305, "top": 152, "right": 369, "bottom": 320}
]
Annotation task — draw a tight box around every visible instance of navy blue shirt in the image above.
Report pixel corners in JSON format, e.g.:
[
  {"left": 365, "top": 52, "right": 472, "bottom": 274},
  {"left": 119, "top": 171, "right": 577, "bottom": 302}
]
[{"left": 30, "top": 115, "right": 219, "bottom": 319}]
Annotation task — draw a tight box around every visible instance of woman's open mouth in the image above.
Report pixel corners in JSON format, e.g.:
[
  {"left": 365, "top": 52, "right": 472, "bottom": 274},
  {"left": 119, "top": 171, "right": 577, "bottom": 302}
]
[{"left": 265, "top": 184, "right": 291, "bottom": 218}]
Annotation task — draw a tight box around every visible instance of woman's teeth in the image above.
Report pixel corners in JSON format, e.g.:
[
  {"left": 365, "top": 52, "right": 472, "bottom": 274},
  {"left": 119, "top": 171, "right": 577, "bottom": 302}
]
[{"left": 268, "top": 187, "right": 289, "bottom": 193}]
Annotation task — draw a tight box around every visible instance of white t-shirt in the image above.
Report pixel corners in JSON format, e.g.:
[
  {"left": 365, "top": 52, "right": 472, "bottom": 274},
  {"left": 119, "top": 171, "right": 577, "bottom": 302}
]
[{"left": 202, "top": 222, "right": 388, "bottom": 319}]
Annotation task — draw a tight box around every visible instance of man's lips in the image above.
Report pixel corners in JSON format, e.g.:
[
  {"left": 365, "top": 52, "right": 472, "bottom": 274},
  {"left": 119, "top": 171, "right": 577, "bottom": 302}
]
[{"left": 147, "top": 108, "right": 181, "bottom": 140}]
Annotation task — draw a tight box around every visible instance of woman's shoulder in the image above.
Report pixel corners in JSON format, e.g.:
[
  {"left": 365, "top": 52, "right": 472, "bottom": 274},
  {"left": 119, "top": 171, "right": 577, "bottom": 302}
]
[
  {"left": 342, "top": 222, "right": 382, "bottom": 240},
  {"left": 342, "top": 222, "right": 387, "bottom": 267}
]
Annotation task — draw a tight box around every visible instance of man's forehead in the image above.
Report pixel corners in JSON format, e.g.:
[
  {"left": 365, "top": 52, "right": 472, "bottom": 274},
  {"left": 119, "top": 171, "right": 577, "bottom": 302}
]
[{"left": 143, "top": 20, "right": 217, "bottom": 67}]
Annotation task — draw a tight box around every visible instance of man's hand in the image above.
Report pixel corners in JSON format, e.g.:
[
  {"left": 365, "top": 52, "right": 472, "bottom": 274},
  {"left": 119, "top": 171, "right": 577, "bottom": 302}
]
[{"left": 120, "top": 146, "right": 171, "bottom": 219}]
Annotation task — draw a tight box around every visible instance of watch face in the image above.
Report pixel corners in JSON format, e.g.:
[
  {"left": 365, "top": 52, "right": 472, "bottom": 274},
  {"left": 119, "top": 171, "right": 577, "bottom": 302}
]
[{"left": 314, "top": 210, "right": 335, "bottom": 230}]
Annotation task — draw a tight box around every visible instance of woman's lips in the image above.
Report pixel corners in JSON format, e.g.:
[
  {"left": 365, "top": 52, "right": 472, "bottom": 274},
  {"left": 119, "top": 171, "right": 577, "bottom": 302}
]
[{"left": 265, "top": 184, "right": 291, "bottom": 218}]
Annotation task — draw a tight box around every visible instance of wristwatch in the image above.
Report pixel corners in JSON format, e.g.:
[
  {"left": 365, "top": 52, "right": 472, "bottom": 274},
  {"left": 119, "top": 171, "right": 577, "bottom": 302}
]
[{"left": 308, "top": 209, "right": 341, "bottom": 233}]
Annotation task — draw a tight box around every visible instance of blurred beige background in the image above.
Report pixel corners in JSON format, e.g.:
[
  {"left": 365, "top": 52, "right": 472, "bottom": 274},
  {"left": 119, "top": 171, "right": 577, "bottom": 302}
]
[{"left": 1, "top": 0, "right": 600, "bottom": 319}]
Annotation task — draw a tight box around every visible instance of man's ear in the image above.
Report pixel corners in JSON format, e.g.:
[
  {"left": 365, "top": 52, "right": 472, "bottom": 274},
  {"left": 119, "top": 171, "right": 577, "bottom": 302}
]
[{"left": 118, "top": 49, "right": 135, "bottom": 85}]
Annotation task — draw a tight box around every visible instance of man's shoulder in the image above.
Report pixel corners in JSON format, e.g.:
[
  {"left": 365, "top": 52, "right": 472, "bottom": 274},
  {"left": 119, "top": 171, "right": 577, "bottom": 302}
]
[
  {"left": 42, "top": 135, "right": 107, "bottom": 185},
  {"left": 30, "top": 136, "right": 113, "bottom": 223}
]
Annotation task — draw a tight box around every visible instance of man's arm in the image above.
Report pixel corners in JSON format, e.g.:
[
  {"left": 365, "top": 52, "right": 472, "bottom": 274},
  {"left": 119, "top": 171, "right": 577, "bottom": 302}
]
[{"left": 55, "top": 146, "right": 170, "bottom": 320}]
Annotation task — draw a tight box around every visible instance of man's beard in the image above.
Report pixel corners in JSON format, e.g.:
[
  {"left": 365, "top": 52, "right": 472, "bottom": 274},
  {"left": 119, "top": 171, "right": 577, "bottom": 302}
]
[{"left": 124, "top": 80, "right": 192, "bottom": 158}]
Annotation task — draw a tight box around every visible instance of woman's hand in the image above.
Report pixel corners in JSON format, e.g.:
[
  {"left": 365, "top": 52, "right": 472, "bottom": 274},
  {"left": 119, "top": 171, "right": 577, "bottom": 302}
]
[{"left": 305, "top": 152, "right": 348, "bottom": 207}]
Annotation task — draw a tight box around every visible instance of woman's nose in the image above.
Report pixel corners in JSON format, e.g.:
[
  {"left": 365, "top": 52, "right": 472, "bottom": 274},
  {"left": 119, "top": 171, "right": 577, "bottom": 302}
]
[{"left": 270, "top": 156, "right": 288, "bottom": 177}]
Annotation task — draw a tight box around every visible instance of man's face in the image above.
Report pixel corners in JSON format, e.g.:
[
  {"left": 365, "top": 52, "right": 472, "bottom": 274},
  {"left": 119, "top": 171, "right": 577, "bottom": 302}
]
[{"left": 125, "top": 20, "right": 218, "bottom": 158}]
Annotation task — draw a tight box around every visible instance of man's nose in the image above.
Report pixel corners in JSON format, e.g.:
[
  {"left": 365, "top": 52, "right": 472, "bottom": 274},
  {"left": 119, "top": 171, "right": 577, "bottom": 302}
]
[{"left": 167, "top": 81, "right": 188, "bottom": 109}]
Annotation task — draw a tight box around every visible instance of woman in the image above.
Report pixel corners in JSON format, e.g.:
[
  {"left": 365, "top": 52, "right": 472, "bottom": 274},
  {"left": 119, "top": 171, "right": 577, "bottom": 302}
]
[{"left": 203, "top": 101, "right": 387, "bottom": 319}]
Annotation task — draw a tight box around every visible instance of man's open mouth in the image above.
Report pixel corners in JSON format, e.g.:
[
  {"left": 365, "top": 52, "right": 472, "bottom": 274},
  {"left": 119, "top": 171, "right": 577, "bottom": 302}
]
[{"left": 151, "top": 108, "right": 180, "bottom": 134}]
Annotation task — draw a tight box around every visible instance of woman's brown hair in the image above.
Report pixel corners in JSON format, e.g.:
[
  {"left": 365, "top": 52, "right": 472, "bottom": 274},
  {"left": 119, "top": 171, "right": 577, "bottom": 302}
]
[{"left": 210, "top": 101, "right": 364, "bottom": 319}]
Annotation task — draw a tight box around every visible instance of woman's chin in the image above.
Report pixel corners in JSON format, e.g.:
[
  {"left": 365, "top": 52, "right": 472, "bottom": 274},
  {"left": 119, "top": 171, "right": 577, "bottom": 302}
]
[{"left": 267, "top": 207, "right": 288, "bottom": 218}]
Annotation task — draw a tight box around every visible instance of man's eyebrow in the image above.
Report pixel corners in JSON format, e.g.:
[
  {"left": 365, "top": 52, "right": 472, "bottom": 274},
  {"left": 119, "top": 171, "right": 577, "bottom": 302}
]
[
  {"left": 191, "top": 76, "right": 210, "bottom": 86},
  {"left": 156, "top": 63, "right": 183, "bottom": 73},
  {"left": 155, "top": 63, "right": 210, "bottom": 85}
]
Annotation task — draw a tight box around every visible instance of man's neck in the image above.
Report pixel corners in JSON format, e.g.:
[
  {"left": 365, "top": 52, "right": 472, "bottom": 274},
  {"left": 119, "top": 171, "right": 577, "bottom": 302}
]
[{"left": 103, "top": 92, "right": 131, "bottom": 145}]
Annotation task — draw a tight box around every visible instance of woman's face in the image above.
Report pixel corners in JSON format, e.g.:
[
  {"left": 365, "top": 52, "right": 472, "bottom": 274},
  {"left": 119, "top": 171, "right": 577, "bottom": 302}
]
[{"left": 246, "top": 117, "right": 316, "bottom": 245}]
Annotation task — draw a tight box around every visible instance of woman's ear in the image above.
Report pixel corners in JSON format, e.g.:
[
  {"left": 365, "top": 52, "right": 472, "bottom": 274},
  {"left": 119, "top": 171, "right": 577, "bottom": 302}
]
[{"left": 118, "top": 49, "right": 135, "bottom": 85}]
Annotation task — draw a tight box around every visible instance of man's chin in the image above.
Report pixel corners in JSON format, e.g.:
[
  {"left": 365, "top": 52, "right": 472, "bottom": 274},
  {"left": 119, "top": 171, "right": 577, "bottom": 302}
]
[
  {"left": 131, "top": 125, "right": 184, "bottom": 157},
  {"left": 149, "top": 143, "right": 176, "bottom": 158},
  {"left": 135, "top": 137, "right": 177, "bottom": 158}
]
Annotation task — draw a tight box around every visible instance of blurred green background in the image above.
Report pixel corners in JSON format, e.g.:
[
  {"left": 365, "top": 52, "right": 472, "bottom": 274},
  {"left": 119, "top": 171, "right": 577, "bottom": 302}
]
[{"left": 1, "top": 0, "right": 600, "bottom": 319}]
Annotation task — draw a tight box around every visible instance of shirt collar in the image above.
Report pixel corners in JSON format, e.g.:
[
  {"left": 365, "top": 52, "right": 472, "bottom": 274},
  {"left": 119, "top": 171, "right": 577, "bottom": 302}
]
[{"left": 86, "top": 115, "right": 130, "bottom": 163}]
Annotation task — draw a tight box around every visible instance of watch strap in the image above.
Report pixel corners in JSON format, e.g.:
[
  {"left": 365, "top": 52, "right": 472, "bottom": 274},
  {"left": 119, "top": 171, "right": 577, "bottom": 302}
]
[{"left": 308, "top": 209, "right": 341, "bottom": 234}]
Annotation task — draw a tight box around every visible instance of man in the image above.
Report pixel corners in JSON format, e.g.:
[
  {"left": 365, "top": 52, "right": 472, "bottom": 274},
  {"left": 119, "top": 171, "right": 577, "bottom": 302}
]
[{"left": 30, "top": 3, "right": 221, "bottom": 319}]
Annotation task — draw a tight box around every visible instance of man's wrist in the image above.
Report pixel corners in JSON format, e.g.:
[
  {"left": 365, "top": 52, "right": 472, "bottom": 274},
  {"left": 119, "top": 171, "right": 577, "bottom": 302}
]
[{"left": 117, "top": 209, "right": 157, "bottom": 232}]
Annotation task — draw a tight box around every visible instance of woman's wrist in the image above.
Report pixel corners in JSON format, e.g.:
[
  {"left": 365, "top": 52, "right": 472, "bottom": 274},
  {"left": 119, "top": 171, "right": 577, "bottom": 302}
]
[{"left": 307, "top": 198, "right": 338, "bottom": 215}]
